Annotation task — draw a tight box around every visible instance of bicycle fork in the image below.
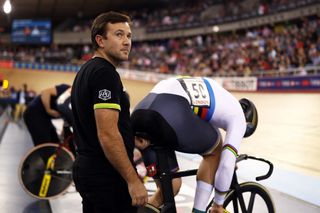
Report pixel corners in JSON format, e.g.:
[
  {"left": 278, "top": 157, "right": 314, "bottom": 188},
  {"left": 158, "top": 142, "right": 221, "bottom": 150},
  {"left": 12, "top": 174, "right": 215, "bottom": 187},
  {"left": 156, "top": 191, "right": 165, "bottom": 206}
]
[
  {"left": 230, "top": 172, "right": 248, "bottom": 213},
  {"left": 38, "top": 154, "right": 56, "bottom": 197}
]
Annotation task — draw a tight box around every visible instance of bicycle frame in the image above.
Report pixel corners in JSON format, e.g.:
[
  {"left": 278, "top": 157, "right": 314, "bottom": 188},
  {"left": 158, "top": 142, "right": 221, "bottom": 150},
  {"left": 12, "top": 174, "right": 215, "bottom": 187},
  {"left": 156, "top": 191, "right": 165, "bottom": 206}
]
[
  {"left": 152, "top": 147, "right": 273, "bottom": 213},
  {"left": 43, "top": 124, "right": 75, "bottom": 177},
  {"left": 51, "top": 122, "right": 75, "bottom": 160}
]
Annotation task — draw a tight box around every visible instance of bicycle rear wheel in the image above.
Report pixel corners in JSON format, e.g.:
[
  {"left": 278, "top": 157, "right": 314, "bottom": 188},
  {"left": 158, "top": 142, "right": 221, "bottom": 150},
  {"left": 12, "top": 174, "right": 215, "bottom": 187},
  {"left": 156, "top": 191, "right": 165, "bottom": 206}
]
[{"left": 19, "top": 143, "right": 74, "bottom": 199}]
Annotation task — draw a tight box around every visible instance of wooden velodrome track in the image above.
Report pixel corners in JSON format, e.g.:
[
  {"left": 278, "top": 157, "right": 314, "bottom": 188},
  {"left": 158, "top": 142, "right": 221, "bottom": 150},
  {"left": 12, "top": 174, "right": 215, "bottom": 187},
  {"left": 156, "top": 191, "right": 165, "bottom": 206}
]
[{"left": 2, "top": 68, "right": 320, "bottom": 179}]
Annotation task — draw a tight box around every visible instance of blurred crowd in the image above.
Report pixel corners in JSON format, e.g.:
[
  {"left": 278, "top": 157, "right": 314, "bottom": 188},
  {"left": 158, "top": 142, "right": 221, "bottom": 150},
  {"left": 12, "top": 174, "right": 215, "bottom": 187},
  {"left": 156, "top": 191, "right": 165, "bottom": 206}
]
[
  {"left": 1, "top": 0, "right": 320, "bottom": 77},
  {"left": 56, "top": 0, "right": 317, "bottom": 32},
  {"left": 127, "top": 16, "right": 320, "bottom": 76},
  {"left": 133, "top": 0, "right": 316, "bottom": 31},
  {"left": 1, "top": 15, "right": 319, "bottom": 77},
  {"left": 0, "top": 44, "right": 90, "bottom": 65}
]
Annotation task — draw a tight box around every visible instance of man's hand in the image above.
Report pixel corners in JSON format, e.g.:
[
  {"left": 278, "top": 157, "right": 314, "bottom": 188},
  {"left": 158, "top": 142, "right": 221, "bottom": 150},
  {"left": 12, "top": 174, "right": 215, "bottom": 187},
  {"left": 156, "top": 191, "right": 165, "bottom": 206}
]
[
  {"left": 210, "top": 203, "right": 229, "bottom": 213},
  {"left": 128, "top": 179, "right": 148, "bottom": 206}
]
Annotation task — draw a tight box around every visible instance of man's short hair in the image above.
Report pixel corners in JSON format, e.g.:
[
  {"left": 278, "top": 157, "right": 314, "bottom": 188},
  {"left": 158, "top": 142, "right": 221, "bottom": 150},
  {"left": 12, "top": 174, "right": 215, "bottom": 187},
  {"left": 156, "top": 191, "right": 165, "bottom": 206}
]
[{"left": 91, "top": 11, "right": 131, "bottom": 50}]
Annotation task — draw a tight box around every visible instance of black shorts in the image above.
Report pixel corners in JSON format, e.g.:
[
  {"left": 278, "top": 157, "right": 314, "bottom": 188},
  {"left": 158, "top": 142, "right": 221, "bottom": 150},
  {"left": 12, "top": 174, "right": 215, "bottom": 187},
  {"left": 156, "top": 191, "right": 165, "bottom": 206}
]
[
  {"left": 131, "top": 93, "right": 220, "bottom": 175},
  {"left": 73, "top": 156, "right": 137, "bottom": 212}
]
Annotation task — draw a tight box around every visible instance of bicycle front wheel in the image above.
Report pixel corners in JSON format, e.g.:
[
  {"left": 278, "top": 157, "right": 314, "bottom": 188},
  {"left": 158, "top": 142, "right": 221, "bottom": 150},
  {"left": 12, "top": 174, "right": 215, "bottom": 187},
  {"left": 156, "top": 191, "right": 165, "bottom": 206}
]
[
  {"left": 223, "top": 182, "right": 275, "bottom": 213},
  {"left": 19, "top": 143, "right": 75, "bottom": 199}
]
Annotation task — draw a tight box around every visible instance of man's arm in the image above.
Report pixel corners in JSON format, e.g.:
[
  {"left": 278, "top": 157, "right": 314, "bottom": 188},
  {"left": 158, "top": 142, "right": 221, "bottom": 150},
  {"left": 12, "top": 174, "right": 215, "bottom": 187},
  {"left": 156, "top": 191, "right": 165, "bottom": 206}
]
[
  {"left": 95, "top": 108, "right": 148, "bottom": 206},
  {"left": 40, "top": 87, "right": 60, "bottom": 117}
]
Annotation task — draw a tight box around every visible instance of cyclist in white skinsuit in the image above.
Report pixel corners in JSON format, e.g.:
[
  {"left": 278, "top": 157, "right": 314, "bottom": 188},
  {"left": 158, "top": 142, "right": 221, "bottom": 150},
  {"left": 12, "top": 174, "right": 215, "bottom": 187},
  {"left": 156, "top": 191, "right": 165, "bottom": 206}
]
[{"left": 132, "top": 76, "right": 257, "bottom": 213}]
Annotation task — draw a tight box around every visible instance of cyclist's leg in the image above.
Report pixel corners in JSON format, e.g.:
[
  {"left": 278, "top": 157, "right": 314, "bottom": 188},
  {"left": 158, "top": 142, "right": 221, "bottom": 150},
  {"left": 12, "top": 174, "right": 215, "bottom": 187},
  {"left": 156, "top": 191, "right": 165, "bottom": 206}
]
[
  {"left": 193, "top": 139, "right": 222, "bottom": 212},
  {"left": 167, "top": 108, "right": 222, "bottom": 212},
  {"left": 148, "top": 177, "right": 182, "bottom": 208},
  {"left": 197, "top": 138, "right": 222, "bottom": 183}
]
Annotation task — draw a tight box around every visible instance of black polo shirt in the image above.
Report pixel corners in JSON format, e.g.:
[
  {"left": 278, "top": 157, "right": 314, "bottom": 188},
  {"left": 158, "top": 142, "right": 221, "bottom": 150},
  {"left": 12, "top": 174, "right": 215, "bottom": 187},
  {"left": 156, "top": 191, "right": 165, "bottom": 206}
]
[{"left": 71, "top": 57, "right": 134, "bottom": 175}]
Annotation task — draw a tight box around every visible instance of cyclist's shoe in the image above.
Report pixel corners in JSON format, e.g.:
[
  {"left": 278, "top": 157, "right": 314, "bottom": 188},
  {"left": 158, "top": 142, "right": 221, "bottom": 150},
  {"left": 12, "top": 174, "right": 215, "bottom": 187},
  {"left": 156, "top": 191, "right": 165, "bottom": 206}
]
[
  {"left": 223, "top": 209, "right": 230, "bottom": 213},
  {"left": 208, "top": 206, "right": 230, "bottom": 213},
  {"left": 137, "top": 203, "right": 160, "bottom": 213}
]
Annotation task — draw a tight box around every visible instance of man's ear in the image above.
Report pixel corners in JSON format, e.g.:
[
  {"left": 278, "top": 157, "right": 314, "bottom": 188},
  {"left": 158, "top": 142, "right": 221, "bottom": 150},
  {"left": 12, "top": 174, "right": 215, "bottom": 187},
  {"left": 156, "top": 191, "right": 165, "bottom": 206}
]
[{"left": 95, "top": 35, "right": 105, "bottom": 48}]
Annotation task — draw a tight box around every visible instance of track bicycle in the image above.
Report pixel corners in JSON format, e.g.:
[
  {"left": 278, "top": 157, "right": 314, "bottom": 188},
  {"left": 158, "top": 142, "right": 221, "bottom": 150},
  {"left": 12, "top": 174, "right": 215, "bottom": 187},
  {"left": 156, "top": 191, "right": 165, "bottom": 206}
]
[
  {"left": 18, "top": 122, "right": 75, "bottom": 199},
  {"left": 139, "top": 146, "right": 275, "bottom": 213}
]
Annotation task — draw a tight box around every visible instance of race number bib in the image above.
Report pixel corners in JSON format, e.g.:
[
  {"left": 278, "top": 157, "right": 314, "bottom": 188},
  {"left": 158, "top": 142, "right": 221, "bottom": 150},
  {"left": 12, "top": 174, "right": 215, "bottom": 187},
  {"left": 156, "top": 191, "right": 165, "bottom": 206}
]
[{"left": 180, "top": 78, "right": 210, "bottom": 107}]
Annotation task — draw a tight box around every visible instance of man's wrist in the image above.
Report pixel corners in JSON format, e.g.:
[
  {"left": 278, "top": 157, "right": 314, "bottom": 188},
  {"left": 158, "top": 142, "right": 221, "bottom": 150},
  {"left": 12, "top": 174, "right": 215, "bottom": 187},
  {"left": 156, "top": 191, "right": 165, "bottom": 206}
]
[{"left": 126, "top": 169, "right": 141, "bottom": 184}]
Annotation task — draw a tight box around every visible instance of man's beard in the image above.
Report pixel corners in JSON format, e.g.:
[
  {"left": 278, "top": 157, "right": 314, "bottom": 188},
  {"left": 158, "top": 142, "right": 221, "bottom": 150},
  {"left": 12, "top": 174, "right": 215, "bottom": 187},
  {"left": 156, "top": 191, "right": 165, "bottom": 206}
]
[{"left": 110, "top": 51, "right": 129, "bottom": 64}]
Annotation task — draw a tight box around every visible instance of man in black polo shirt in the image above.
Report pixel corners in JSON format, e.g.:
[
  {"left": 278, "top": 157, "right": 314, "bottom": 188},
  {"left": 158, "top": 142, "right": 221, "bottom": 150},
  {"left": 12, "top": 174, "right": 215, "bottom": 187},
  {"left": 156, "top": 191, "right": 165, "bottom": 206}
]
[{"left": 71, "top": 11, "right": 147, "bottom": 213}]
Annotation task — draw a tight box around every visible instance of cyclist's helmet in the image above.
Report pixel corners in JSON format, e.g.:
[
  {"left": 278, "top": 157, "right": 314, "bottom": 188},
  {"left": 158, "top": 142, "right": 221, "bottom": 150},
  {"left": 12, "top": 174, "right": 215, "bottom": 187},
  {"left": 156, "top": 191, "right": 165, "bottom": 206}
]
[{"left": 239, "top": 98, "right": 258, "bottom": 138}]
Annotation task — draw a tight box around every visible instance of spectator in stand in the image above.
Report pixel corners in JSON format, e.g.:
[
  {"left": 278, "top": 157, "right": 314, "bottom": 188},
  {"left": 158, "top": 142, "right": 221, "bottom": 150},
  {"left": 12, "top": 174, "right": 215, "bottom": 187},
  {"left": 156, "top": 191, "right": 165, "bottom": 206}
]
[
  {"left": 14, "top": 84, "right": 29, "bottom": 122},
  {"left": 9, "top": 86, "right": 18, "bottom": 118}
]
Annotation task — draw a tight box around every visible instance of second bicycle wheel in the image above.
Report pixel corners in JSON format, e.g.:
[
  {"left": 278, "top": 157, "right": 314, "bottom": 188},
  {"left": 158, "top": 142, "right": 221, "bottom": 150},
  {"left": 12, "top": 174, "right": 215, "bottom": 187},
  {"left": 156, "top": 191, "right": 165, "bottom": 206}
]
[
  {"left": 223, "top": 182, "right": 275, "bottom": 213},
  {"left": 19, "top": 143, "right": 75, "bottom": 199}
]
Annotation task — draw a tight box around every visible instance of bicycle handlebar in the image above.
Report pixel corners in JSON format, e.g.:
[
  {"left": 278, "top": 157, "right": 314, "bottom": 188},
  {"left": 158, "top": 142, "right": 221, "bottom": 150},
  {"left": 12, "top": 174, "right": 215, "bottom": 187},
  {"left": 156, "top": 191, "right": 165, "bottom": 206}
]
[{"left": 237, "top": 154, "right": 274, "bottom": 181}]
